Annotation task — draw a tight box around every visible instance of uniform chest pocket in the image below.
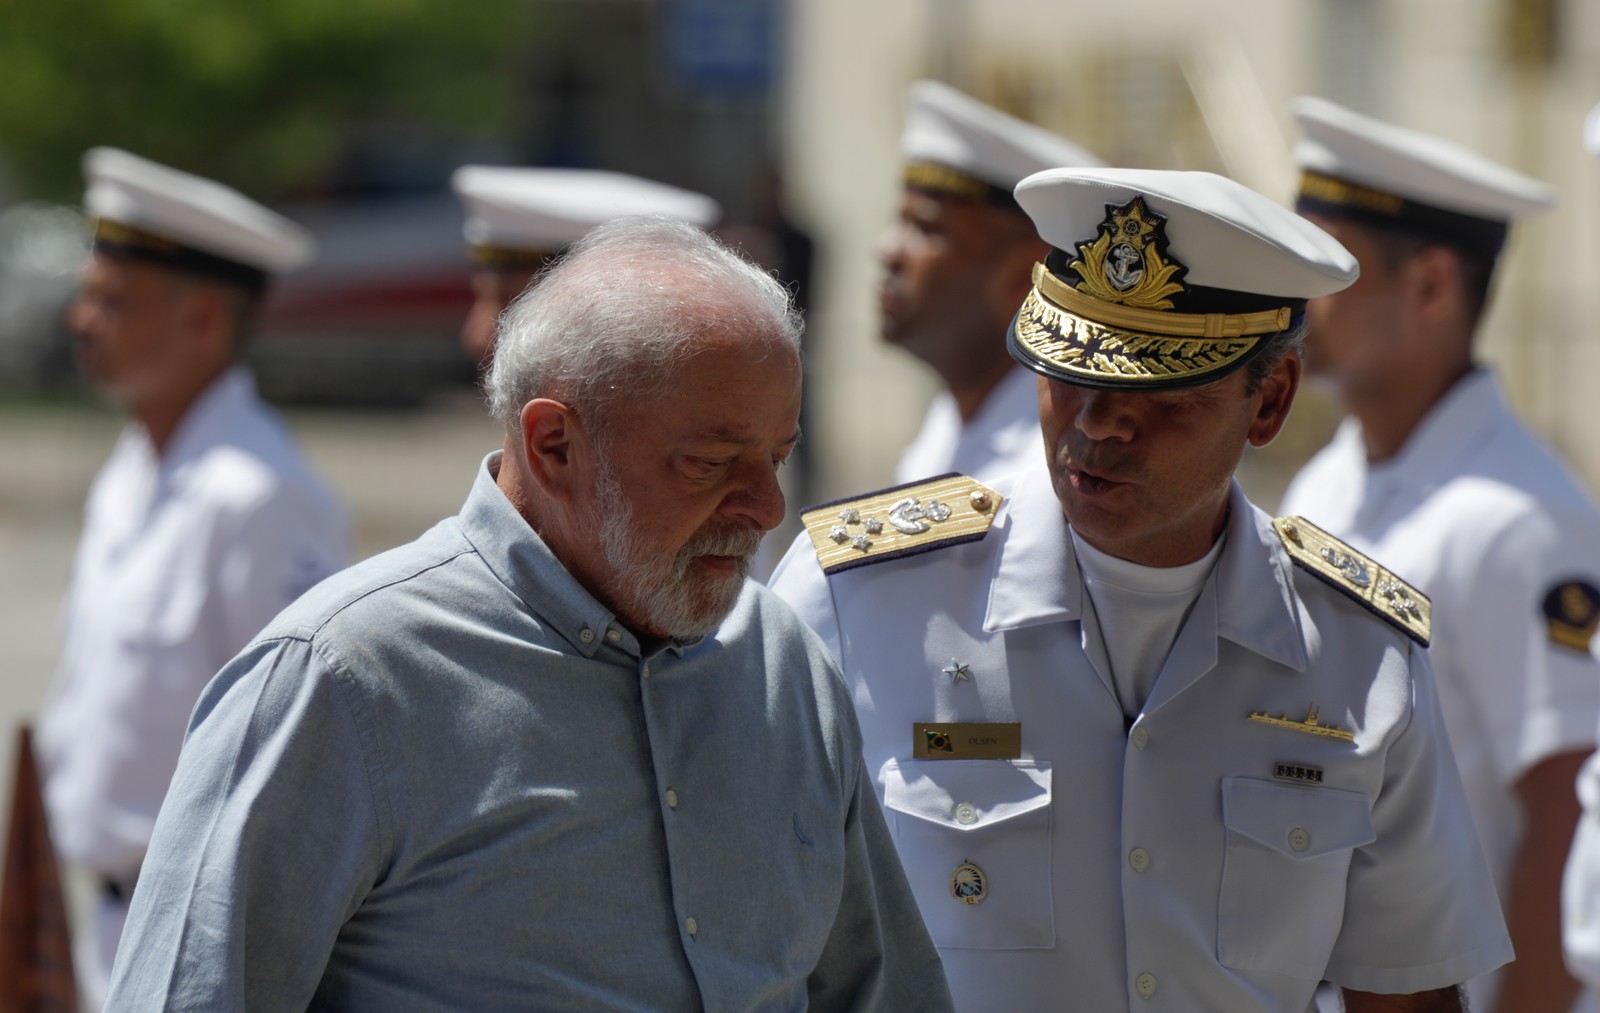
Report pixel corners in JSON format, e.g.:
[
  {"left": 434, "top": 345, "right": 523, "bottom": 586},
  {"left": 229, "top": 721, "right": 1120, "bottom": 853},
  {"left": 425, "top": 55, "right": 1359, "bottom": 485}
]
[
  {"left": 881, "top": 758, "right": 1053, "bottom": 950},
  {"left": 1217, "top": 776, "right": 1375, "bottom": 979}
]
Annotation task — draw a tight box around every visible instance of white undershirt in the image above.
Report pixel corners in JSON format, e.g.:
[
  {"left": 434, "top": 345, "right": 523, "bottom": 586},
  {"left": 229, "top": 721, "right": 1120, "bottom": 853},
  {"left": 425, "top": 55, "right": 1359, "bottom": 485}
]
[{"left": 1072, "top": 529, "right": 1224, "bottom": 719}]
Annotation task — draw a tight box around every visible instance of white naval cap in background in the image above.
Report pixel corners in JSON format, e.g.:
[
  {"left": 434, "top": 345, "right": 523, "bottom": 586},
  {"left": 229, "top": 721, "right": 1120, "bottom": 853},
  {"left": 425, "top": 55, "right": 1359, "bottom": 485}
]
[
  {"left": 451, "top": 166, "right": 720, "bottom": 265},
  {"left": 83, "top": 146, "right": 314, "bottom": 285}
]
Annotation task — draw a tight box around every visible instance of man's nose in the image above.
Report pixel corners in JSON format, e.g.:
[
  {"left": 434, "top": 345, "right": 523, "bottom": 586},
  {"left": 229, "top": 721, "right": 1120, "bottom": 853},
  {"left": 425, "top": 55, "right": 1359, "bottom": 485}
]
[
  {"left": 1072, "top": 390, "right": 1137, "bottom": 442},
  {"left": 725, "top": 463, "right": 787, "bottom": 534}
]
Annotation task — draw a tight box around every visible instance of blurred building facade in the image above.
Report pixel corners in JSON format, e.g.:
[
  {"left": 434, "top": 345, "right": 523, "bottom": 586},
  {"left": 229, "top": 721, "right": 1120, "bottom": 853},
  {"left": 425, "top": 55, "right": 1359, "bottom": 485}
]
[{"left": 779, "top": 0, "right": 1600, "bottom": 507}]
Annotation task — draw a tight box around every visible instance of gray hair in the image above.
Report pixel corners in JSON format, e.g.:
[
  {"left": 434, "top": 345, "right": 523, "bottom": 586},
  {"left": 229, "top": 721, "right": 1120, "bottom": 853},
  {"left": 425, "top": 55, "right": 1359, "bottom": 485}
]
[
  {"left": 1243, "top": 320, "right": 1307, "bottom": 396},
  {"left": 485, "top": 215, "right": 802, "bottom": 431}
]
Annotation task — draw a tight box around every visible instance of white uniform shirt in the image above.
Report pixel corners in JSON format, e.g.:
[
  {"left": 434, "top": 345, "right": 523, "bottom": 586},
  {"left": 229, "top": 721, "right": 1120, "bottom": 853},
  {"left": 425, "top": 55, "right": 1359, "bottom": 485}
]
[
  {"left": 895, "top": 365, "right": 1041, "bottom": 484},
  {"left": 1282, "top": 371, "right": 1600, "bottom": 1013},
  {"left": 770, "top": 463, "right": 1510, "bottom": 1012},
  {"left": 37, "top": 365, "right": 346, "bottom": 933}
]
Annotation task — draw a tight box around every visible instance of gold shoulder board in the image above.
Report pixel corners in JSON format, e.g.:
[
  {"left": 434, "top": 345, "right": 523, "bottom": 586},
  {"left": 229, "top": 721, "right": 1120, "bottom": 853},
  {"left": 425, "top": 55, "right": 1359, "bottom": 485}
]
[
  {"left": 1273, "top": 516, "right": 1431, "bottom": 647},
  {"left": 801, "top": 473, "right": 1002, "bottom": 576}
]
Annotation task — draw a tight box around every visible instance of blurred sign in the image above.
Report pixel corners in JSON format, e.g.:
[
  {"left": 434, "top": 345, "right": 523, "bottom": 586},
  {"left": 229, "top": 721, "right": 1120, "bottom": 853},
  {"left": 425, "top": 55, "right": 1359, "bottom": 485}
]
[{"left": 662, "top": 0, "right": 781, "bottom": 94}]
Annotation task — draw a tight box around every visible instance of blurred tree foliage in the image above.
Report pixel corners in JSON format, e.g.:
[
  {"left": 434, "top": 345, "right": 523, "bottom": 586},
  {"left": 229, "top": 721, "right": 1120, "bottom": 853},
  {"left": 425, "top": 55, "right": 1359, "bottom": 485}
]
[{"left": 0, "top": 0, "right": 539, "bottom": 203}]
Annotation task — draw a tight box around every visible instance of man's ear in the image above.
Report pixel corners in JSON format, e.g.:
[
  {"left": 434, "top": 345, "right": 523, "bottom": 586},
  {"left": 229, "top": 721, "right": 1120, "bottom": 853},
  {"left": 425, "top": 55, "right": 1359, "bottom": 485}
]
[
  {"left": 1405, "top": 245, "right": 1462, "bottom": 328},
  {"left": 1247, "top": 350, "right": 1301, "bottom": 448},
  {"left": 519, "top": 398, "right": 587, "bottom": 499}
]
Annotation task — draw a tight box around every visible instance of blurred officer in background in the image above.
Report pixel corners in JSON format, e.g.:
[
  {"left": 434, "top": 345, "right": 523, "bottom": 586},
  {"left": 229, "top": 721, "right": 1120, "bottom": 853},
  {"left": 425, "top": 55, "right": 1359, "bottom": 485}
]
[
  {"left": 105, "top": 216, "right": 951, "bottom": 1010},
  {"left": 1279, "top": 97, "right": 1599, "bottom": 1013},
  {"left": 880, "top": 80, "right": 1102, "bottom": 484},
  {"left": 1563, "top": 100, "right": 1600, "bottom": 999},
  {"left": 771, "top": 166, "right": 1510, "bottom": 1011},
  {"left": 34, "top": 147, "right": 348, "bottom": 1007},
  {"left": 452, "top": 165, "right": 719, "bottom": 368}
]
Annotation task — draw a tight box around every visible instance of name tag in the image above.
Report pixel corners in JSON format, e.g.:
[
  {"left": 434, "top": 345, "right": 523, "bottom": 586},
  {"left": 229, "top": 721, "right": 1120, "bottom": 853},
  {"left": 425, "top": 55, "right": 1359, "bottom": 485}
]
[{"left": 913, "top": 722, "right": 1022, "bottom": 760}]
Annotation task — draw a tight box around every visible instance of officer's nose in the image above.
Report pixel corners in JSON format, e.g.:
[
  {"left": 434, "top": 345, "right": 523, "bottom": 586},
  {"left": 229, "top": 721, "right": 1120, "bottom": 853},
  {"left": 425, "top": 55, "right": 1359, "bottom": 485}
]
[{"left": 1071, "top": 389, "right": 1137, "bottom": 442}]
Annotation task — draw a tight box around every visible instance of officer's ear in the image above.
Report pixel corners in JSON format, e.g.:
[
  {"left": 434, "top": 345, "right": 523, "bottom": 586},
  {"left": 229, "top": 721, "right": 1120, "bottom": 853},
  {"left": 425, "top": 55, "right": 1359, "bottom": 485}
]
[{"left": 1246, "top": 350, "right": 1301, "bottom": 449}]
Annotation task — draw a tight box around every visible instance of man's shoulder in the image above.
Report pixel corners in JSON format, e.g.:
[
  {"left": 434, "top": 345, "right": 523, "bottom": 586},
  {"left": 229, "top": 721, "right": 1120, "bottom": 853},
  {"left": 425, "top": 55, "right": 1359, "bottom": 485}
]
[
  {"left": 1271, "top": 514, "right": 1432, "bottom": 648},
  {"left": 257, "top": 519, "right": 475, "bottom": 643},
  {"left": 790, "top": 472, "right": 1007, "bottom": 579}
]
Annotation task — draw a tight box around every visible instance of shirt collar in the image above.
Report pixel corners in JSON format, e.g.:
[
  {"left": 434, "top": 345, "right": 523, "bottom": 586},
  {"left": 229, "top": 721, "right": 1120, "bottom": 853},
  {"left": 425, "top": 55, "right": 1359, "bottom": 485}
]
[
  {"left": 158, "top": 365, "right": 256, "bottom": 469},
  {"left": 984, "top": 463, "right": 1082, "bottom": 632},
  {"left": 1371, "top": 368, "right": 1504, "bottom": 484},
  {"left": 984, "top": 469, "right": 1308, "bottom": 671},
  {"left": 1214, "top": 481, "right": 1309, "bottom": 672},
  {"left": 457, "top": 451, "right": 632, "bottom": 659}
]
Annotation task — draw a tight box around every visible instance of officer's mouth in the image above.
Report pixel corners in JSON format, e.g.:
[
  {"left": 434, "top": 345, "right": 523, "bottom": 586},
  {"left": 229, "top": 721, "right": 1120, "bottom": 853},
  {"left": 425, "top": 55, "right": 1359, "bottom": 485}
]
[{"left": 1067, "top": 465, "right": 1132, "bottom": 496}]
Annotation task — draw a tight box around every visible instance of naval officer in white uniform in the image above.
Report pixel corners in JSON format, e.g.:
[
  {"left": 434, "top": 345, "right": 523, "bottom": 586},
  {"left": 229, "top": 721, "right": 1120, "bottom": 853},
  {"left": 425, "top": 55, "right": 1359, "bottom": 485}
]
[
  {"left": 879, "top": 81, "right": 1102, "bottom": 485},
  {"left": 1278, "top": 98, "right": 1600, "bottom": 1013},
  {"left": 35, "top": 148, "right": 348, "bottom": 1007},
  {"left": 771, "top": 166, "right": 1510, "bottom": 1011}
]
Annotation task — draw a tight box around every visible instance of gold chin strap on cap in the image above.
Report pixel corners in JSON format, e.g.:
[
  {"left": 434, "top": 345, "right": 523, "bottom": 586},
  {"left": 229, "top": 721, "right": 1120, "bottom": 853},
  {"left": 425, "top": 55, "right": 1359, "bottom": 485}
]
[
  {"left": 469, "top": 244, "right": 556, "bottom": 269},
  {"left": 1031, "top": 263, "right": 1291, "bottom": 339}
]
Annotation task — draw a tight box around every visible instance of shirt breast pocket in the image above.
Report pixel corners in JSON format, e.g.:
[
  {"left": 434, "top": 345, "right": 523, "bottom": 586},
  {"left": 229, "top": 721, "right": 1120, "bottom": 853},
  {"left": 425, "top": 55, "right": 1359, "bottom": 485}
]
[
  {"left": 881, "top": 758, "right": 1052, "bottom": 950},
  {"left": 1217, "top": 776, "right": 1375, "bottom": 979}
]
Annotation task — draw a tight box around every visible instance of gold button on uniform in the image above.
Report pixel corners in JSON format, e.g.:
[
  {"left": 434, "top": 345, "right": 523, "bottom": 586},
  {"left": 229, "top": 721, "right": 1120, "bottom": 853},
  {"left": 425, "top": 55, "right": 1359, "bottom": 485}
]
[
  {"left": 1136, "top": 972, "right": 1157, "bottom": 998},
  {"left": 1128, "top": 847, "right": 1149, "bottom": 872},
  {"left": 665, "top": 789, "right": 679, "bottom": 809},
  {"left": 1288, "top": 827, "right": 1311, "bottom": 852},
  {"left": 1130, "top": 725, "right": 1149, "bottom": 749},
  {"left": 685, "top": 916, "right": 698, "bottom": 937}
]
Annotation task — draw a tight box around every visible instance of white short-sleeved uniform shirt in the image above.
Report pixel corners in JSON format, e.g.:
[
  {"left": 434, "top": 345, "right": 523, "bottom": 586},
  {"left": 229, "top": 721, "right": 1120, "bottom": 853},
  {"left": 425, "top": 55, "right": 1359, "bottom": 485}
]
[
  {"left": 35, "top": 366, "right": 347, "bottom": 998},
  {"left": 895, "top": 366, "right": 1041, "bottom": 484},
  {"left": 769, "top": 463, "right": 1510, "bottom": 1012},
  {"left": 1282, "top": 371, "right": 1600, "bottom": 1012}
]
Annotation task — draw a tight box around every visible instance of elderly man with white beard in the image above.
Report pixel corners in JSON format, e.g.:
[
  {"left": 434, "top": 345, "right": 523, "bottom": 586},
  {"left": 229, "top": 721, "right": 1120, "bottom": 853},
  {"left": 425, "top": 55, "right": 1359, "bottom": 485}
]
[{"left": 104, "top": 216, "right": 953, "bottom": 1012}]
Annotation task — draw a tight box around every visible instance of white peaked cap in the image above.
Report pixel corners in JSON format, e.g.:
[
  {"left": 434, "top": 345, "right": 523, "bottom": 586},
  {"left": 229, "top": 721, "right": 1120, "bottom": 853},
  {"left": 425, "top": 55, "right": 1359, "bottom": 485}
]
[
  {"left": 452, "top": 166, "right": 721, "bottom": 253},
  {"left": 83, "top": 146, "right": 314, "bottom": 274},
  {"left": 1008, "top": 167, "right": 1356, "bottom": 391},
  {"left": 901, "top": 80, "right": 1103, "bottom": 192},
  {"left": 1017, "top": 167, "right": 1358, "bottom": 298},
  {"left": 1292, "top": 96, "right": 1555, "bottom": 223}
]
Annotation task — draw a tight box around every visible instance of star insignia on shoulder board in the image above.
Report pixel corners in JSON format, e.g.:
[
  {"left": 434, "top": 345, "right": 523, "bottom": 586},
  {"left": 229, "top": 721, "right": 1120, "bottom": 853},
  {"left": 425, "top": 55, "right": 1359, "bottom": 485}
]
[
  {"left": 1273, "top": 516, "right": 1431, "bottom": 646},
  {"left": 800, "top": 473, "right": 1002, "bottom": 576}
]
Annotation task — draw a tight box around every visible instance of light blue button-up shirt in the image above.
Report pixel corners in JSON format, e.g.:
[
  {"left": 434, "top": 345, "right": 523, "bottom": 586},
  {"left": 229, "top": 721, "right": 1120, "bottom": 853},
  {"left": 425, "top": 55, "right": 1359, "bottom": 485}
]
[{"left": 107, "top": 453, "right": 951, "bottom": 1012}]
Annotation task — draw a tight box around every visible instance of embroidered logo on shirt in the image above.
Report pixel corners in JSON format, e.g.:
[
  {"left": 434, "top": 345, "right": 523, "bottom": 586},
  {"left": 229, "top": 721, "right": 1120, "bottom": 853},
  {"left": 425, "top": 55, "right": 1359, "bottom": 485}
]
[{"left": 1544, "top": 579, "right": 1600, "bottom": 653}]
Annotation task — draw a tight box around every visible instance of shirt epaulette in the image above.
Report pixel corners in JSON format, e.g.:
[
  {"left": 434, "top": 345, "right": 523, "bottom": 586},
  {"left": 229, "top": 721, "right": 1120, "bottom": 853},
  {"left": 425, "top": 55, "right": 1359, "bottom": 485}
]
[
  {"left": 801, "top": 472, "right": 1002, "bottom": 576},
  {"left": 1273, "top": 515, "right": 1432, "bottom": 647}
]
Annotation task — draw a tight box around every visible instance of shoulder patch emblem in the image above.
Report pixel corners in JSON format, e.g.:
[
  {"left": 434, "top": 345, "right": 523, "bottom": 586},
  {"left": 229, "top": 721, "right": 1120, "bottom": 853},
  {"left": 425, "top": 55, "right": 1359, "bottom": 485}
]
[
  {"left": 1273, "top": 516, "right": 1431, "bottom": 647},
  {"left": 801, "top": 472, "right": 1002, "bottom": 575},
  {"left": 1544, "top": 580, "right": 1600, "bottom": 653}
]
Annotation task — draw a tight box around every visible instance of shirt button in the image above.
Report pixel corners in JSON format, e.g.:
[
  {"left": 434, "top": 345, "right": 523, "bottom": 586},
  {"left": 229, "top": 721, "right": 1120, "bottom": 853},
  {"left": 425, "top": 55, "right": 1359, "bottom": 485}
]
[
  {"left": 665, "top": 789, "right": 679, "bottom": 809},
  {"left": 1130, "top": 725, "right": 1149, "bottom": 750},
  {"left": 1128, "top": 847, "right": 1150, "bottom": 873},
  {"left": 579, "top": 628, "right": 595, "bottom": 644},
  {"left": 1136, "top": 972, "right": 1157, "bottom": 998},
  {"left": 606, "top": 628, "right": 621, "bottom": 642},
  {"left": 953, "top": 802, "right": 978, "bottom": 825},
  {"left": 1288, "top": 827, "right": 1311, "bottom": 852},
  {"left": 685, "top": 916, "right": 699, "bottom": 937}
]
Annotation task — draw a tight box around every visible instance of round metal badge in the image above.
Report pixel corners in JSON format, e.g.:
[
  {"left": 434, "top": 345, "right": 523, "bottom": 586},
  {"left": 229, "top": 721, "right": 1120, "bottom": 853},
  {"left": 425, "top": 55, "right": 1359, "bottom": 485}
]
[{"left": 951, "top": 860, "right": 987, "bottom": 905}]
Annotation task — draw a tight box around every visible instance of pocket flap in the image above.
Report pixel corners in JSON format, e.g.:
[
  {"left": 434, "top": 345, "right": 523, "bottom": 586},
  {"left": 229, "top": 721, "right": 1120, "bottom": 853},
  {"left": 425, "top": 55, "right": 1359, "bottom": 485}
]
[
  {"left": 882, "top": 758, "right": 1051, "bottom": 831},
  {"left": 1222, "top": 776, "right": 1375, "bottom": 858}
]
